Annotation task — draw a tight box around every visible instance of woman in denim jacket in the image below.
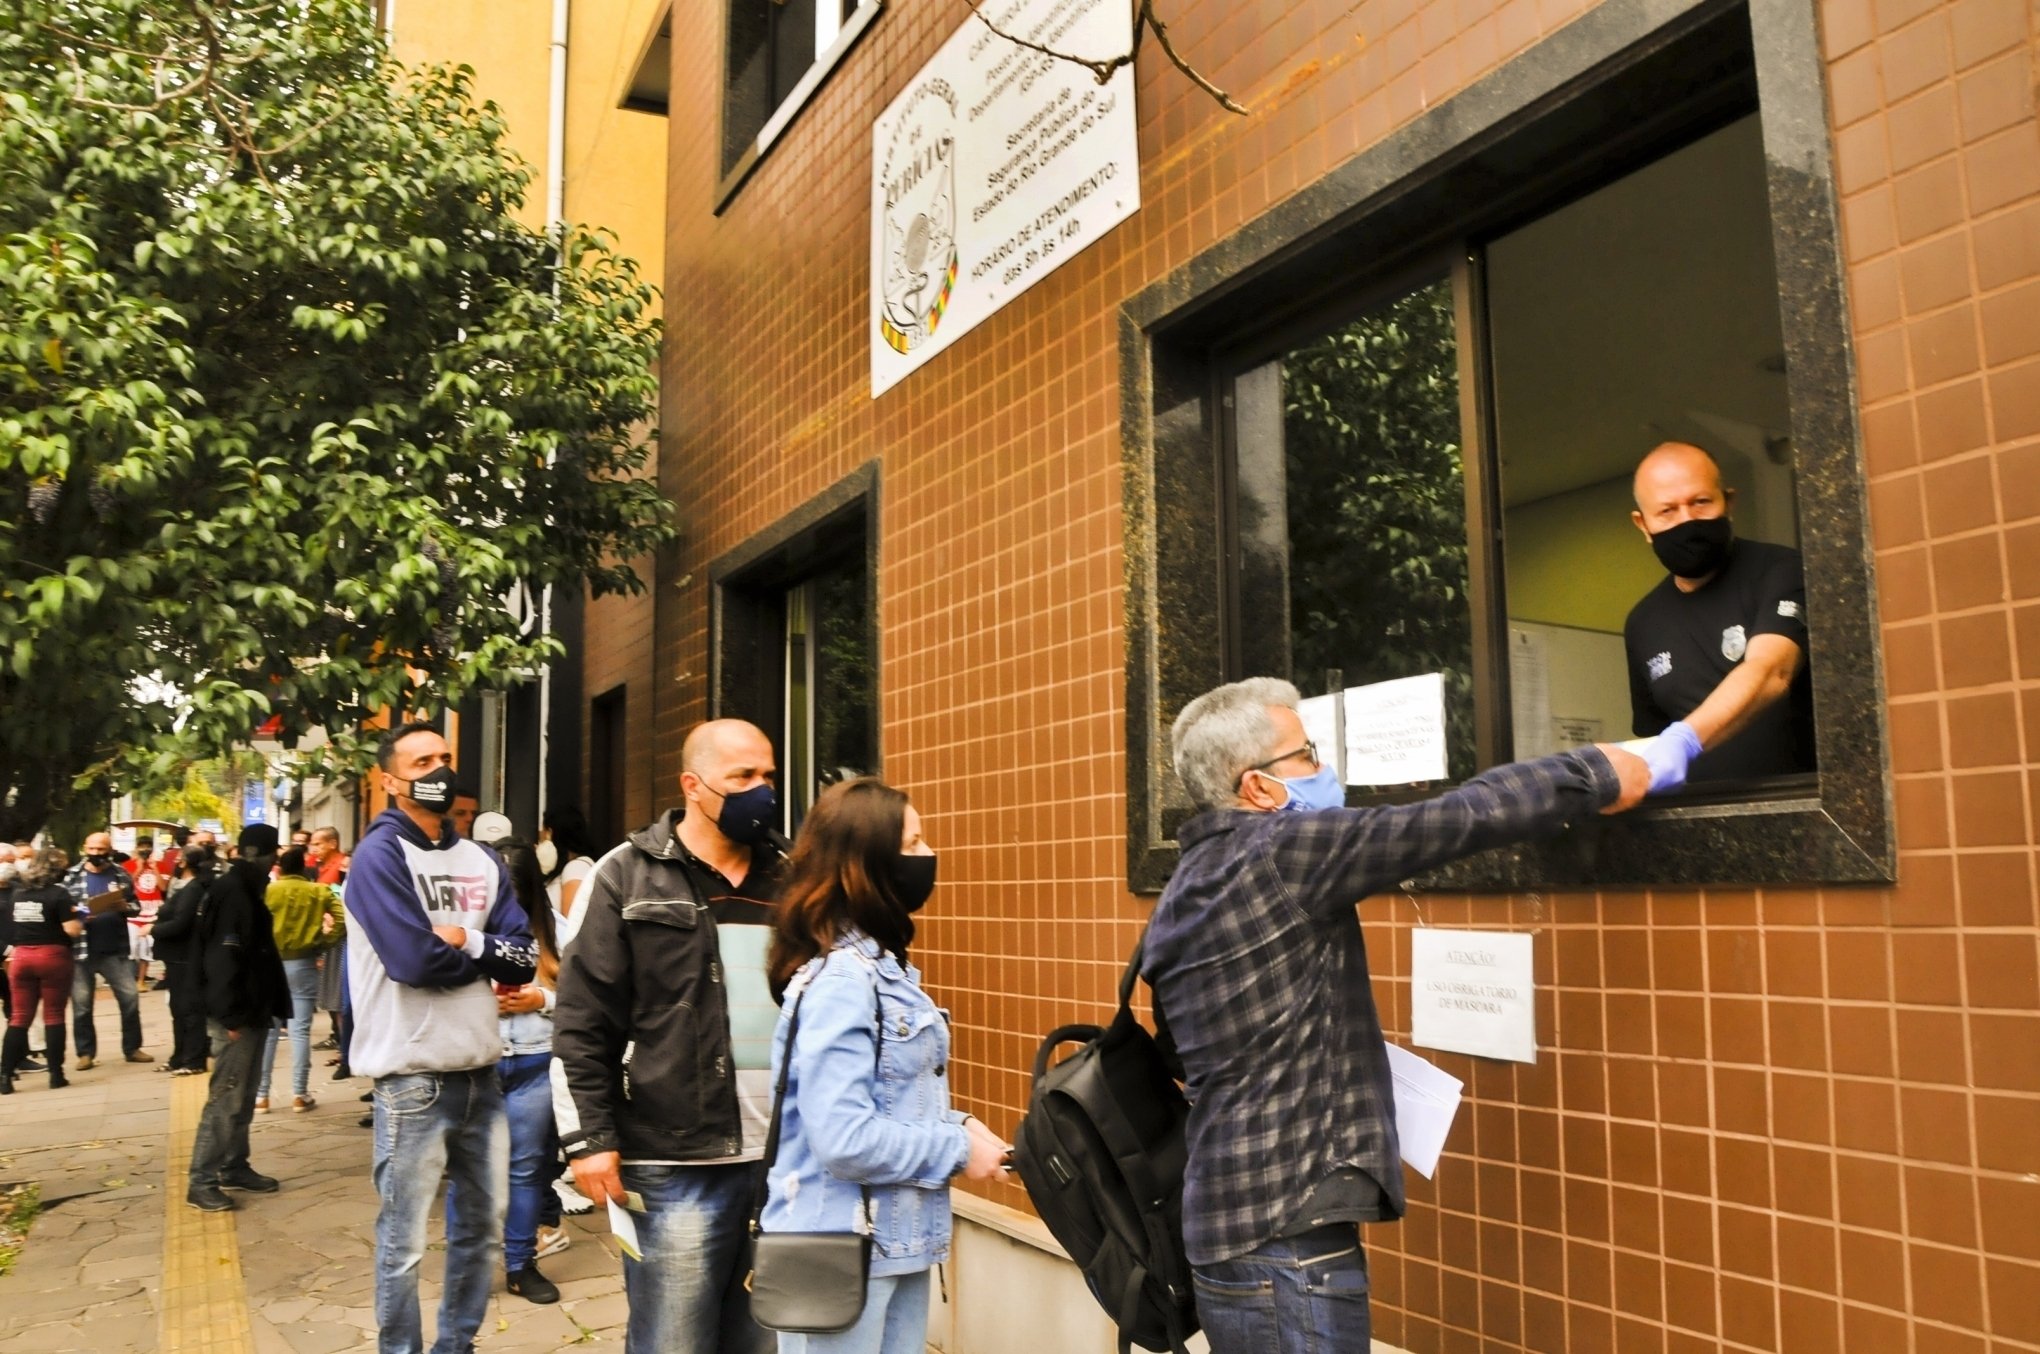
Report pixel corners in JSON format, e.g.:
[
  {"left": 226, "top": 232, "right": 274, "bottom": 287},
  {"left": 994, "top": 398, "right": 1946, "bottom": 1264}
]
[{"left": 763, "top": 779, "right": 1010, "bottom": 1354}]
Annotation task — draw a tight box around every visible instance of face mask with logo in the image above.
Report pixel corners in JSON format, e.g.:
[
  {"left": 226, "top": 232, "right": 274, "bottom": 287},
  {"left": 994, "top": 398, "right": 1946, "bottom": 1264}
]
[
  {"left": 890, "top": 853, "right": 938, "bottom": 913},
  {"left": 1255, "top": 763, "right": 1346, "bottom": 812},
  {"left": 399, "top": 765, "right": 458, "bottom": 813},
  {"left": 1649, "top": 515, "right": 1734, "bottom": 579},
  {"left": 705, "top": 782, "right": 777, "bottom": 846}
]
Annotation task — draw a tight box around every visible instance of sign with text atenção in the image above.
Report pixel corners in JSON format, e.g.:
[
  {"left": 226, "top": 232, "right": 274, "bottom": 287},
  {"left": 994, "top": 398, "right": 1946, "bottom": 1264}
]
[
  {"left": 870, "top": 0, "right": 1140, "bottom": 397},
  {"left": 1410, "top": 928, "right": 1537, "bottom": 1064}
]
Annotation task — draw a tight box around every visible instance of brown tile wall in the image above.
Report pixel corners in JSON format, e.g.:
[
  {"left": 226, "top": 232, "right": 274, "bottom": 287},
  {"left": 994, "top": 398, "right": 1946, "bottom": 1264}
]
[
  {"left": 656, "top": 0, "right": 2040, "bottom": 1348},
  {"left": 579, "top": 564, "right": 659, "bottom": 833}
]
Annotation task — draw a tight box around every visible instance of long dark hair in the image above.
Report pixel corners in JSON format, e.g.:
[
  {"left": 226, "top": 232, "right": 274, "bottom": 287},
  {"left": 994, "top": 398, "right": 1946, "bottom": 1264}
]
[
  {"left": 494, "top": 836, "right": 557, "bottom": 966},
  {"left": 766, "top": 778, "right": 916, "bottom": 1000},
  {"left": 541, "top": 805, "right": 599, "bottom": 881}
]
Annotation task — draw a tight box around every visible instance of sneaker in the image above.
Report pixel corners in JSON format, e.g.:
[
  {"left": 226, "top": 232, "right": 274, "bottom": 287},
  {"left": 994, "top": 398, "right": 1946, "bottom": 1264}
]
[
  {"left": 172, "top": 1067, "right": 205, "bottom": 1077},
  {"left": 254, "top": 1097, "right": 270, "bottom": 1113},
  {"left": 313, "top": 1036, "right": 338, "bottom": 1050},
  {"left": 506, "top": 1266, "right": 560, "bottom": 1305},
  {"left": 551, "top": 1177, "right": 595, "bottom": 1215},
  {"left": 220, "top": 1168, "right": 279, "bottom": 1193},
  {"left": 358, "top": 1115, "right": 374, "bottom": 1128},
  {"left": 186, "top": 1185, "right": 235, "bottom": 1212},
  {"left": 292, "top": 1096, "right": 316, "bottom": 1113},
  {"left": 535, "top": 1225, "right": 571, "bottom": 1259},
  {"left": 75, "top": 1055, "right": 95, "bottom": 1071},
  {"left": 155, "top": 1063, "right": 174, "bottom": 1072},
  {"left": 125, "top": 1050, "right": 155, "bottom": 1063}
]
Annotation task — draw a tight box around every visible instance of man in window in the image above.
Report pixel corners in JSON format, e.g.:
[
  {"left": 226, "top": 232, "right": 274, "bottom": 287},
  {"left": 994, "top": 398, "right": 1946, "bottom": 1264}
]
[{"left": 1622, "top": 441, "right": 1816, "bottom": 789}]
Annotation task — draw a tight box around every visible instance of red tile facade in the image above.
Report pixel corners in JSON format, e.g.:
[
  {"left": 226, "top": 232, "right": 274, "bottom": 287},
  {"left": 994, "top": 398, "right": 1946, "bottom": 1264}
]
[{"left": 603, "top": 0, "right": 2040, "bottom": 1347}]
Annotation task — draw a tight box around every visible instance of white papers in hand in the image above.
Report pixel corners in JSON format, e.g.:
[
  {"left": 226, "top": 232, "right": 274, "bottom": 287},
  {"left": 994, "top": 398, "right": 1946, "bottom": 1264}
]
[
  {"left": 1385, "top": 1041, "right": 1463, "bottom": 1180},
  {"left": 607, "top": 1195, "right": 643, "bottom": 1261}
]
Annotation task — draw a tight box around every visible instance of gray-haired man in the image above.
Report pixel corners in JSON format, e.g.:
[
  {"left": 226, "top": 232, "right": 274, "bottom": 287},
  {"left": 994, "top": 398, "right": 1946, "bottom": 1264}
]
[{"left": 1142, "top": 677, "right": 1649, "bottom": 1353}]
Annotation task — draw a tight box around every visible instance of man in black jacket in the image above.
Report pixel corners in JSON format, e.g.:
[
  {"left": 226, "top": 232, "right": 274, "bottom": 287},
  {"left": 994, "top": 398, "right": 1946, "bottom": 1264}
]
[
  {"left": 185, "top": 824, "right": 292, "bottom": 1212},
  {"left": 552, "top": 719, "right": 788, "bottom": 1354},
  {"left": 150, "top": 845, "right": 219, "bottom": 1074}
]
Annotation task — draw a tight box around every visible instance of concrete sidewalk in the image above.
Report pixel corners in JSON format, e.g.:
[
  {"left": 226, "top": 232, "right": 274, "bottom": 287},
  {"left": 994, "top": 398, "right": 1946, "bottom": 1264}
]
[{"left": 0, "top": 973, "right": 631, "bottom": 1352}]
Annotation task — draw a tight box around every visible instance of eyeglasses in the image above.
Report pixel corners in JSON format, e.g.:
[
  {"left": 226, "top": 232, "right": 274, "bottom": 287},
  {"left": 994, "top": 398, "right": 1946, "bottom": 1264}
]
[{"left": 1238, "top": 740, "right": 1320, "bottom": 787}]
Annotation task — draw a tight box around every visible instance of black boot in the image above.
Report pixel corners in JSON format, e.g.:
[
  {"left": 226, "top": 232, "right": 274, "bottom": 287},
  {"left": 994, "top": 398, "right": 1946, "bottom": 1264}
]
[
  {"left": 45, "top": 1027, "right": 67, "bottom": 1089},
  {"left": 0, "top": 1027, "right": 25, "bottom": 1094}
]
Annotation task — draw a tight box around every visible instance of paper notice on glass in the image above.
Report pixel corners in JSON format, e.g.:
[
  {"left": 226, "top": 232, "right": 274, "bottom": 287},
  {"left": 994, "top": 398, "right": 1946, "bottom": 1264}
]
[
  {"left": 1410, "top": 928, "right": 1537, "bottom": 1064},
  {"left": 1508, "top": 628, "right": 1553, "bottom": 760},
  {"left": 607, "top": 1194, "right": 646, "bottom": 1261},
  {"left": 1385, "top": 1041, "right": 1463, "bottom": 1180},
  {"left": 1343, "top": 672, "right": 1448, "bottom": 785},
  {"left": 1297, "top": 693, "right": 1343, "bottom": 781}
]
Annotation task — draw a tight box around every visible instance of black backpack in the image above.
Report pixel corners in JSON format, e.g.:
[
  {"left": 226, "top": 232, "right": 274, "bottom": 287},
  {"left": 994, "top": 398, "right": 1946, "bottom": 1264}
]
[{"left": 1011, "top": 934, "right": 1197, "bottom": 1354}]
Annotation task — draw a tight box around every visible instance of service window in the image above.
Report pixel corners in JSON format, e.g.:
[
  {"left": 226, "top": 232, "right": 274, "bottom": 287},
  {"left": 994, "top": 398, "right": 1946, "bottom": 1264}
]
[{"left": 1126, "top": 1, "right": 1891, "bottom": 888}]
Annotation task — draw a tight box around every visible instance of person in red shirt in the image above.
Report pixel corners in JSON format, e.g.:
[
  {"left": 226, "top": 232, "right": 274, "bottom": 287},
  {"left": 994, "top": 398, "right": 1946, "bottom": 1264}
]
[
  {"left": 123, "top": 837, "right": 169, "bottom": 990},
  {"left": 308, "top": 827, "right": 349, "bottom": 887}
]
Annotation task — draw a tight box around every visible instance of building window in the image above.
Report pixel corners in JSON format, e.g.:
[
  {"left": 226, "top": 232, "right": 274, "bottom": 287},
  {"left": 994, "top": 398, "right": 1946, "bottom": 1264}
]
[
  {"left": 589, "top": 685, "right": 628, "bottom": 852},
  {"left": 718, "top": 0, "right": 881, "bottom": 210},
  {"left": 1125, "top": 0, "right": 1893, "bottom": 889},
  {"left": 711, "top": 465, "right": 880, "bottom": 834}
]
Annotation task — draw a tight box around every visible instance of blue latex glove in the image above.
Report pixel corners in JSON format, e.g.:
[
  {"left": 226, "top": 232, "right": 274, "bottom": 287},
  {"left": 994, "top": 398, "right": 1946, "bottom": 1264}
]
[{"left": 1632, "top": 721, "right": 1703, "bottom": 794}]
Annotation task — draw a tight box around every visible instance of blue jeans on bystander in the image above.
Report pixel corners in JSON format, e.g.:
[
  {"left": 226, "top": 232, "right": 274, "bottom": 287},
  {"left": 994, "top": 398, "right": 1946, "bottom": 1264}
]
[
  {"left": 71, "top": 952, "right": 142, "bottom": 1058},
  {"left": 371, "top": 1066, "right": 507, "bottom": 1354},
  {"left": 619, "top": 1160, "right": 773, "bottom": 1354},
  {"left": 258, "top": 957, "right": 321, "bottom": 1100},
  {"left": 498, "top": 1051, "right": 556, "bottom": 1274},
  {"left": 1190, "top": 1224, "right": 1371, "bottom": 1354}
]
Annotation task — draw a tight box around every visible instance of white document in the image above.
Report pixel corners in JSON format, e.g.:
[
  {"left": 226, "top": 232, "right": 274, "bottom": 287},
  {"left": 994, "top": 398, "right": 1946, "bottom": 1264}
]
[
  {"left": 1409, "top": 928, "right": 1538, "bottom": 1064},
  {"left": 1296, "top": 692, "right": 1343, "bottom": 782},
  {"left": 607, "top": 1194, "right": 645, "bottom": 1262},
  {"left": 1342, "top": 672, "right": 1448, "bottom": 785},
  {"left": 1385, "top": 1041, "right": 1463, "bottom": 1179},
  {"left": 1508, "top": 627, "right": 1553, "bottom": 760}
]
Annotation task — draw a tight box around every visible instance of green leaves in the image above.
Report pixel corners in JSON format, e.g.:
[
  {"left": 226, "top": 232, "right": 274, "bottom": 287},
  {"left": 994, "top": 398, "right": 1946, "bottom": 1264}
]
[{"left": 0, "top": 0, "right": 672, "bottom": 837}]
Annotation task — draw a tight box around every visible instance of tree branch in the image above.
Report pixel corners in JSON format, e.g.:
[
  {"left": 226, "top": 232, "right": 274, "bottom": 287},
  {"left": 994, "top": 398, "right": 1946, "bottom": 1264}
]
[{"left": 963, "top": 0, "right": 1245, "bottom": 115}]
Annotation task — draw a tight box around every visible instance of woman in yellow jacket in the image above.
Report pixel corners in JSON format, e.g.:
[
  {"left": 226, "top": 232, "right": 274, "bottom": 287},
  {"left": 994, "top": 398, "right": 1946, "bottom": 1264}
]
[{"left": 257, "top": 847, "right": 346, "bottom": 1112}]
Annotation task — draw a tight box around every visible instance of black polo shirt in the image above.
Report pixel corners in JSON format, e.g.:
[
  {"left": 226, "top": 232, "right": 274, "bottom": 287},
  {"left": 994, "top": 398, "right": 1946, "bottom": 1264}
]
[{"left": 1623, "top": 538, "right": 1816, "bottom": 783}]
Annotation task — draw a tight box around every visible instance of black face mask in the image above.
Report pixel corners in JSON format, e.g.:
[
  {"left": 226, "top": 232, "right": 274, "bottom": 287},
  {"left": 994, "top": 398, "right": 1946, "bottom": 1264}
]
[
  {"left": 705, "top": 782, "right": 777, "bottom": 846},
  {"left": 1649, "top": 515, "right": 1734, "bottom": 579},
  {"left": 400, "top": 765, "right": 458, "bottom": 813},
  {"left": 890, "top": 854, "right": 938, "bottom": 913},
  {"left": 85, "top": 853, "right": 111, "bottom": 868}
]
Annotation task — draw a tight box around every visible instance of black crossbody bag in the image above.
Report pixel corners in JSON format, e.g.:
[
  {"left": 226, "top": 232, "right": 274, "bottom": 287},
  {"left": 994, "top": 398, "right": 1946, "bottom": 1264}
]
[{"left": 746, "top": 970, "right": 881, "bottom": 1333}]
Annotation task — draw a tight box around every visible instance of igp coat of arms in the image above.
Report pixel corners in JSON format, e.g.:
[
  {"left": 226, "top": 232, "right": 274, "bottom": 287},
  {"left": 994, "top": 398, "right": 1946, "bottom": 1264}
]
[{"left": 878, "top": 79, "right": 959, "bottom": 355}]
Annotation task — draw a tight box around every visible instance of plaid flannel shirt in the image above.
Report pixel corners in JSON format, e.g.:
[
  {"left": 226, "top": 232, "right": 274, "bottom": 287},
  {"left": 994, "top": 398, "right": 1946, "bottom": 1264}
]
[{"left": 1143, "top": 748, "right": 1619, "bottom": 1265}]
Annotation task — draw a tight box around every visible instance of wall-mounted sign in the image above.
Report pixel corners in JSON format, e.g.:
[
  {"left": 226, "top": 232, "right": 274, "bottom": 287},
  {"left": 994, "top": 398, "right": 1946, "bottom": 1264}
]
[
  {"left": 870, "top": 0, "right": 1140, "bottom": 397},
  {"left": 1410, "top": 928, "right": 1537, "bottom": 1064}
]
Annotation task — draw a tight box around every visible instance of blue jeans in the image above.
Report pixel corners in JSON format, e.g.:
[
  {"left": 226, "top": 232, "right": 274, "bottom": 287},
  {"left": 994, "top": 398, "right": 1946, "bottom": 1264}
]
[
  {"left": 371, "top": 1067, "right": 507, "bottom": 1354},
  {"left": 621, "top": 1161, "right": 773, "bottom": 1354},
  {"left": 777, "top": 1269, "right": 930, "bottom": 1354},
  {"left": 70, "top": 952, "right": 142, "bottom": 1058},
  {"left": 1191, "top": 1224, "right": 1370, "bottom": 1354},
  {"left": 499, "top": 1052, "right": 555, "bottom": 1273},
  {"left": 259, "top": 957, "right": 321, "bottom": 1099}
]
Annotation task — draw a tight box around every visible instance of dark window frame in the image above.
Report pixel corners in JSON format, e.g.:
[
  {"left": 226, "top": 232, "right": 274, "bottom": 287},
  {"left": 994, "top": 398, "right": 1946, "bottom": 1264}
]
[
  {"left": 706, "top": 462, "right": 883, "bottom": 797},
  {"left": 715, "top": 0, "right": 883, "bottom": 214},
  {"left": 1121, "top": 0, "right": 1894, "bottom": 891}
]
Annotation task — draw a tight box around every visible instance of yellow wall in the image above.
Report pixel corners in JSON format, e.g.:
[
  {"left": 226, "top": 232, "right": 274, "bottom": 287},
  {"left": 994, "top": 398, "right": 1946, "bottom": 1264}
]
[
  {"left": 386, "top": 0, "right": 667, "bottom": 282},
  {"left": 1502, "top": 477, "right": 1663, "bottom": 634}
]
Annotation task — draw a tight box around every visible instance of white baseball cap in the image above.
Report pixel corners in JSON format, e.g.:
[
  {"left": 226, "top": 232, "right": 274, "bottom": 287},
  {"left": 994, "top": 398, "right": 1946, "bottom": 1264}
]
[{"left": 470, "top": 811, "right": 514, "bottom": 845}]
